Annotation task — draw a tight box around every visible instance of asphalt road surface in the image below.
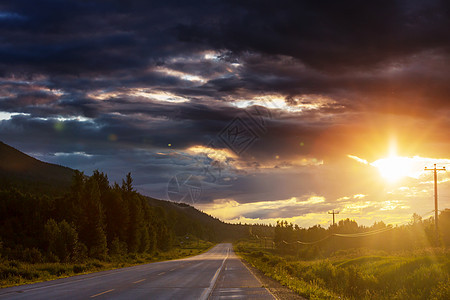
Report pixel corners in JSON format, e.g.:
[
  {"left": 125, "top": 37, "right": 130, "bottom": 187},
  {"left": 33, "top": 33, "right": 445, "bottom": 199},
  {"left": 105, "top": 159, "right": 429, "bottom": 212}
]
[{"left": 0, "top": 243, "right": 276, "bottom": 299}]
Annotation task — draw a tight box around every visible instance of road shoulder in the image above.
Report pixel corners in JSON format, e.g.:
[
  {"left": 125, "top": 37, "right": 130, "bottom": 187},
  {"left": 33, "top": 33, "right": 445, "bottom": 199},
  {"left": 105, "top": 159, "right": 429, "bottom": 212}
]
[{"left": 238, "top": 257, "right": 306, "bottom": 300}]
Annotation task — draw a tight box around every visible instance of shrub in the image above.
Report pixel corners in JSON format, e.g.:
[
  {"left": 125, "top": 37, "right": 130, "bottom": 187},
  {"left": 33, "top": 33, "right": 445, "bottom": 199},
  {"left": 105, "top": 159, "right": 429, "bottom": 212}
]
[
  {"left": 22, "top": 248, "right": 43, "bottom": 264},
  {"left": 74, "top": 242, "right": 88, "bottom": 262},
  {"left": 109, "top": 237, "right": 127, "bottom": 257},
  {"left": 41, "top": 265, "right": 67, "bottom": 276},
  {"left": 250, "top": 251, "right": 264, "bottom": 258},
  {"left": 88, "top": 261, "right": 103, "bottom": 268},
  {"left": 430, "top": 280, "right": 450, "bottom": 300},
  {"left": 268, "top": 256, "right": 282, "bottom": 267},
  {"left": 45, "top": 252, "right": 60, "bottom": 263},
  {"left": 8, "top": 261, "right": 20, "bottom": 268},
  {"left": 0, "top": 266, "right": 19, "bottom": 279},
  {"left": 73, "top": 265, "right": 86, "bottom": 274}
]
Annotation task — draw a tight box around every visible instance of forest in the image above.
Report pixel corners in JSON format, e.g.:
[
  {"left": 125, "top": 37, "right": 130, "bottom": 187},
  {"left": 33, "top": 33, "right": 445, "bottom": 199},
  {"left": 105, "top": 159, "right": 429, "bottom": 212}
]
[
  {"left": 271, "top": 213, "right": 450, "bottom": 257},
  {"left": 235, "top": 214, "right": 450, "bottom": 299},
  {"left": 1, "top": 166, "right": 449, "bottom": 265},
  {"left": 0, "top": 170, "right": 249, "bottom": 264},
  {"left": 236, "top": 212, "right": 450, "bottom": 299},
  {"left": 0, "top": 141, "right": 448, "bottom": 297}
]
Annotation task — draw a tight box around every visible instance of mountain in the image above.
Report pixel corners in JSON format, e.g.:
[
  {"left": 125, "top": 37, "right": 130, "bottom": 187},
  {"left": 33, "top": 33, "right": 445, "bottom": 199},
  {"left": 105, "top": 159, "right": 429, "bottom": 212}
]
[
  {"left": 0, "top": 141, "right": 250, "bottom": 241},
  {"left": 0, "top": 141, "right": 74, "bottom": 195},
  {"left": 145, "top": 197, "right": 249, "bottom": 241}
]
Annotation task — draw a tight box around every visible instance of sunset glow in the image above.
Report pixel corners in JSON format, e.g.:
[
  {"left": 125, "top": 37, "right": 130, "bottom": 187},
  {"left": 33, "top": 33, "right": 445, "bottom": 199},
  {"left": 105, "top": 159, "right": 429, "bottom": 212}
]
[
  {"left": 1, "top": 2, "right": 450, "bottom": 299},
  {"left": 0, "top": 0, "right": 449, "bottom": 229},
  {"left": 372, "top": 156, "right": 416, "bottom": 182}
]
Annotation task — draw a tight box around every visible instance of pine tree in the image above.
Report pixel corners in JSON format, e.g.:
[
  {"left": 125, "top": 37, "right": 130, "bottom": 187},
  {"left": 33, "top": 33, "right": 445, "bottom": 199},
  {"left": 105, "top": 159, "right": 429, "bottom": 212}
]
[{"left": 77, "top": 177, "right": 108, "bottom": 259}]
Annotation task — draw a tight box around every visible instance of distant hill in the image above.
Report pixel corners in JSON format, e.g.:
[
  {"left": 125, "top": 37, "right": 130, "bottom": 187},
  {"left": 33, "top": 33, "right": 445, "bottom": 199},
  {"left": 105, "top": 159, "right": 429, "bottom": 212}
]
[
  {"left": 0, "top": 141, "right": 74, "bottom": 195},
  {"left": 0, "top": 141, "right": 250, "bottom": 241},
  {"left": 145, "top": 197, "right": 248, "bottom": 241}
]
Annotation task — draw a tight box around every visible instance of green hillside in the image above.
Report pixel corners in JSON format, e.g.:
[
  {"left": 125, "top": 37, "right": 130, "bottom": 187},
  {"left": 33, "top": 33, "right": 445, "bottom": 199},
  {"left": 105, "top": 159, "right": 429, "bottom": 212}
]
[
  {"left": 146, "top": 197, "right": 249, "bottom": 241},
  {"left": 0, "top": 141, "right": 251, "bottom": 263},
  {"left": 0, "top": 141, "right": 74, "bottom": 195}
]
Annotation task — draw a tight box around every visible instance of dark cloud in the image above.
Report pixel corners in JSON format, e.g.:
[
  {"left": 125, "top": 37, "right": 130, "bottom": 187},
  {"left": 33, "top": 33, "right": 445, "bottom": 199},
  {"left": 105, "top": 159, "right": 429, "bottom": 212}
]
[
  {"left": 1, "top": 0, "right": 447, "bottom": 75},
  {"left": 0, "top": 0, "right": 449, "bottom": 216},
  {"left": 176, "top": 0, "right": 450, "bottom": 70}
]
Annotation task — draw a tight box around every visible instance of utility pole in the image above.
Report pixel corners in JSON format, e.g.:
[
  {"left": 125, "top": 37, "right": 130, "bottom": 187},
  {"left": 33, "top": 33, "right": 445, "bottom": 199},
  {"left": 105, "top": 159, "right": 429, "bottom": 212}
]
[
  {"left": 424, "top": 164, "right": 446, "bottom": 244},
  {"left": 328, "top": 210, "right": 339, "bottom": 226}
]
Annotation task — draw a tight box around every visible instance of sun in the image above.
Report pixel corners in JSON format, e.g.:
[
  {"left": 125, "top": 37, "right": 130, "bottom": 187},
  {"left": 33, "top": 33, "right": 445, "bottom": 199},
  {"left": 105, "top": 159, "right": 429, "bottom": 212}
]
[
  {"left": 349, "top": 152, "right": 444, "bottom": 183},
  {"left": 371, "top": 156, "right": 413, "bottom": 182}
]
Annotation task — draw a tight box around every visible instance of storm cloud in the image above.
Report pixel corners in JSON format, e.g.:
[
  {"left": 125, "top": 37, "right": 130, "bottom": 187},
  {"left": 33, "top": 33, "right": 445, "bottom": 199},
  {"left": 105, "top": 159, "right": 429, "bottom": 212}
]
[{"left": 1, "top": 0, "right": 449, "bottom": 225}]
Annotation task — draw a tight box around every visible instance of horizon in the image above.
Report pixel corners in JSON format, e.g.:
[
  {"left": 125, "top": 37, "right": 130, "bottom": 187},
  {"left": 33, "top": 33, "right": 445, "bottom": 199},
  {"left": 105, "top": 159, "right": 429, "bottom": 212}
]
[{"left": 4, "top": 139, "right": 449, "bottom": 229}]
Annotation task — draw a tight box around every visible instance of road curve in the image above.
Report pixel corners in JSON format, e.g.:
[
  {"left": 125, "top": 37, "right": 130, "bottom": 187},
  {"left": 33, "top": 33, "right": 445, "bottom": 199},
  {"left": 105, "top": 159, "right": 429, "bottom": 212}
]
[{"left": 0, "top": 243, "right": 276, "bottom": 299}]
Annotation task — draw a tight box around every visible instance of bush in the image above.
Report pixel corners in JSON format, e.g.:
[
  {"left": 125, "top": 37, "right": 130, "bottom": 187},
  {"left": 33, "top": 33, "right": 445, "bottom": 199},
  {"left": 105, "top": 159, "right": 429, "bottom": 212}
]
[
  {"left": 40, "top": 265, "right": 68, "bottom": 276},
  {"left": 0, "top": 266, "right": 19, "bottom": 279},
  {"left": 250, "top": 251, "right": 264, "bottom": 258},
  {"left": 109, "top": 237, "right": 127, "bottom": 257},
  {"left": 8, "top": 261, "right": 20, "bottom": 268},
  {"left": 22, "top": 248, "right": 43, "bottom": 264},
  {"left": 237, "top": 240, "right": 450, "bottom": 300},
  {"left": 45, "top": 252, "right": 60, "bottom": 263},
  {"left": 268, "top": 256, "right": 282, "bottom": 267},
  {"left": 20, "top": 270, "right": 40, "bottom": 280},
  {"left": 74, "top": 242, "right": 88, "bottom": 262},
  {"left": 73, "top": 265, "right": 86, "bottom": 274},
  {"left": 87, "top": 261, "right": 103, "bottom": 268},
  {"left": 430, "top": 280, "right": 450, "bottom": 300}
]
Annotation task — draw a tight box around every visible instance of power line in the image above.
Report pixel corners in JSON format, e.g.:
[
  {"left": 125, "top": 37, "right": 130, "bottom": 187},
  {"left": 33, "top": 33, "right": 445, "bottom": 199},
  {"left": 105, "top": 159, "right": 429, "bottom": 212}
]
[
  {"left": 251, "top": 210, "right": 438, "bottom": 247},
  {"left": 328, "top": 209, "right": 339, "bottom": 226},
  {"left": 333, "top": 226, "right": 393, "bottom": 238},
  {"left": 424, "top": 164, "right": 446, "bottom": 243},
  {"left": 295, "top": 235, "right": 331, "bottom": 245},
  {"left": 278, "top": 226, "right": 395, "bottom": 246}
]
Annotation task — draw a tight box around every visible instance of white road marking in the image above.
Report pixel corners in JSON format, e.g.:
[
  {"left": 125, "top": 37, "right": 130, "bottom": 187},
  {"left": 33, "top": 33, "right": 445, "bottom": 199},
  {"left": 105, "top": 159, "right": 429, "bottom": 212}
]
[
  {"left": 241, "top": 259, "right": 278, "bottom": 300},
  {"left": 133, "top": 279, "right": 146, "bottom": 284},
  {"left": 90, "top": 289, "right": 114, "bottom": 298},
  {"left": 3, "top": 268, "right": 134, "bottom": 294},
  {"left": 199, "top": 247, "right": 230, "bottom": 300}
]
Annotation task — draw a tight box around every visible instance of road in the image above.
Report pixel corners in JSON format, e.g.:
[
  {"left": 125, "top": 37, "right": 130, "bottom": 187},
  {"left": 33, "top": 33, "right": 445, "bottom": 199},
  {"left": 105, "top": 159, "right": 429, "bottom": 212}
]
[{"left": 0, "top": 243, "right": 276, "bottom": 299}]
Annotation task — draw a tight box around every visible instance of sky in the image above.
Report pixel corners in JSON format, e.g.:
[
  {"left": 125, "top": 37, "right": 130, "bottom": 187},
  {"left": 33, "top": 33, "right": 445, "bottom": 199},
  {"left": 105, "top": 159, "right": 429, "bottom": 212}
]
[{"left": 0, "top": 0, "right": 449, "bottom": 228}]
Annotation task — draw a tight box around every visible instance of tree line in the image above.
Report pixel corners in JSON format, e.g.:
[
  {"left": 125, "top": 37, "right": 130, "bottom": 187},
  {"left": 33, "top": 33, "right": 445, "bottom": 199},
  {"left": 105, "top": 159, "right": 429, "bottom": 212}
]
[
  {"left": 273, "top": 213, "right": 450, "bottom": 258},
  {"left": 6, "top": 165, "right": 445, "bottom": 263},
  {"left": 0, "top": 170, "right": 246, "bottom": 263}
]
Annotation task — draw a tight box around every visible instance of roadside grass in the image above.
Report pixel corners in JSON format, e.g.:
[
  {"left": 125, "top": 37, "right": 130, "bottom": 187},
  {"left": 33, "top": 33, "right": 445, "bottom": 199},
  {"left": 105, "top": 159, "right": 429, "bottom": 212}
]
[
  {"left": 0, "top": 241, "right": 213, "bottom": 288},
  {"left": 235, "top": 240, "right": 450, "bottom": 300}
]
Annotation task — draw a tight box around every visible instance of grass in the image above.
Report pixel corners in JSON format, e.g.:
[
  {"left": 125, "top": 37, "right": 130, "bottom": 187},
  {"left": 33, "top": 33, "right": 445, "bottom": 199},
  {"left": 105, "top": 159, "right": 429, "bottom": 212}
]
[
  {"left": 235, "top": 240, "right": 450, "bottom": 300},
  {"left": 0, "top": 241, "right": 214, "bottom": 288}
]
